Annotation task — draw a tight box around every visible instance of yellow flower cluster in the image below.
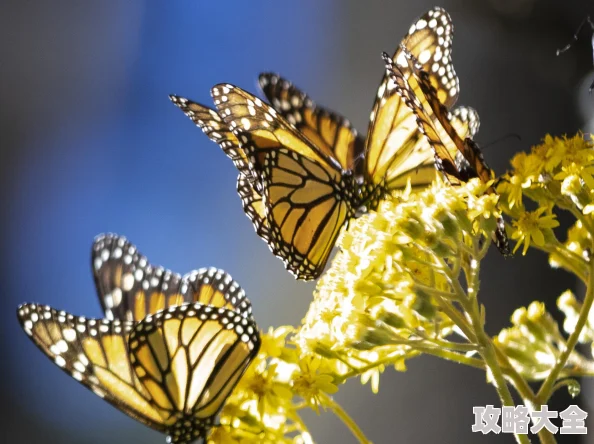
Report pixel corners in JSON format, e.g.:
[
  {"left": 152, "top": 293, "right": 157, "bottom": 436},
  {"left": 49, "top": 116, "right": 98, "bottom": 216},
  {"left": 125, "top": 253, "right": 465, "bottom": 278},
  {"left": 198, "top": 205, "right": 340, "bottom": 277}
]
[
  {"left": 214, "top": 133, "right": 594, "bottom": 443},
  {"left": 295, "top": 178, "right": 505, "bottom": 393},
  {"left": 208, "top": 326, "right": 340, "bottom": 443},
  {"left": 494, "top": 295, "right": 594, "bottom": 383},
  {"left": 494, "top": 301, "right": 567, "bottom": 380},
  {"left": 498, "top": 133, "right": 594, "bottom": 255}
]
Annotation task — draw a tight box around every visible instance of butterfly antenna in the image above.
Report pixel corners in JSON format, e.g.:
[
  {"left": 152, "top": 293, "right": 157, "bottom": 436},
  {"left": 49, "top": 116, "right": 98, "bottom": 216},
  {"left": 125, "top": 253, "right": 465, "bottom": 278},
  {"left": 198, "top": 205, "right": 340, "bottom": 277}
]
[
  {"left": 556, "top": 15, "right": 594, "bottom": 56},
  {"left": 481, "top": 133, "right": 522, "bottom": 151},
  {"left": 557, "top": 15, "right": 594, "bottom": 93}
]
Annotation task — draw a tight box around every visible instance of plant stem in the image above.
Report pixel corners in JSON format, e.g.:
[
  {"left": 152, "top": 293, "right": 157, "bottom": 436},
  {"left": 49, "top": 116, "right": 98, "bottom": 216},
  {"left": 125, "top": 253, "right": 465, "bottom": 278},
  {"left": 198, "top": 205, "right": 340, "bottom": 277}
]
[
  {"left": 494, "top": 347, "right": 557, "bottom": 444},
  {"left": 463, "top": 242, "right": 530, "bottom": 444},
  {"left": 322, "top": 394, "right": 371, "bottom": 444},
  {"left": 435, "top": 297, "right": 477, "bottom": 342},
  {"left": 537, "top": 256, "right": 594, "bottom": 404},
  {"left": 335, "top": 352, "right": 419, "bottom": 384},
  {"left": 414, "top": 344, "right": 485, "bottom": 369}
]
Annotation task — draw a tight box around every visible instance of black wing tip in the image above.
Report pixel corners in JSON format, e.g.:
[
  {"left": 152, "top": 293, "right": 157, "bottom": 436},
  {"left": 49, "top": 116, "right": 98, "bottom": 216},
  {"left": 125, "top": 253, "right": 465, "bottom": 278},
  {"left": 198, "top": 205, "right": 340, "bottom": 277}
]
[
  {"left": 169, "top": 93, "right": 182, "bottom": 103},
  {"left": 258, "top": 72, "right": 280, "bottom": 84}
]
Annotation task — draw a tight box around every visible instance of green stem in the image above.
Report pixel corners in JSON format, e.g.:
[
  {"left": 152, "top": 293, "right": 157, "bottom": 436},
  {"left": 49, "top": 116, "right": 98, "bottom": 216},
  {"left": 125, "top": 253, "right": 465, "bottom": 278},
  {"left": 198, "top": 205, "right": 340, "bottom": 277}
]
[
  {"left": 462, "top": 241, "right": 530, "bottom": 444},
  {"left": 494, "top": 347, "right": 556, "bottom": 444},
  {"left": 568, "top": 204, "right": 594, "bottom": 234},
  {"left": 435, "top": 296, "right": 477, "bottom": 342},
  {"left": 412, "top": 332, "right": 478, "bottom": 352},
  {"left": 412, "top": 282, "right": 459, "bottom": 300},
  {"left": 413, "top": 344, "right": 485, "bottom": 369},
  {"left": 335, "top": 352, "right": 419, "bottom": 384},
  {"left": 322, "top": 394, "right": 371, "bottom": 444},
  {"left": 537, "top": 256, "right": 594, "bottom": 403}
]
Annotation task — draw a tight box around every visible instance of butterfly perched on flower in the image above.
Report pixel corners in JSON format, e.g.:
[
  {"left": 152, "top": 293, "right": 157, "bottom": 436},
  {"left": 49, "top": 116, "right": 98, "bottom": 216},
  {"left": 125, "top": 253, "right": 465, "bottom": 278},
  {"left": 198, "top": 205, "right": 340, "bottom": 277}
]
[
  {"left": 381, "top": 50, "right": 511, "bottom": 255},
  {"left": 17, "top": 234, "right": 261, "bottom": 443},
  {"left": 172, "top": 7, "right": 480, "bottom": 279}
]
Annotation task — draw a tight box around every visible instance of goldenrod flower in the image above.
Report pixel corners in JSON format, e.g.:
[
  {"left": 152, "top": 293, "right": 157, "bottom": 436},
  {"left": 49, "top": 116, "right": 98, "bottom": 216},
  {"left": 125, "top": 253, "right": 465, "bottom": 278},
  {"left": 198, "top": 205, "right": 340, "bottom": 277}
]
[
  {"left": 511, "top": 206, "right": 559, "bottom": 254},
  {"left": 498, "top": 152, "right": 541, "bottom": 209},
  {"left": 544, "top": 133, "right": 594, "bottom": 171},
  {"left": 292, "top": 355, "right": 338, "bottom": 413},
  {"left": 259, "top": 326, "right": 298, "bottom": 364},
  {"left": 554, "top": 162, "right": 594, "bottom": 192}
]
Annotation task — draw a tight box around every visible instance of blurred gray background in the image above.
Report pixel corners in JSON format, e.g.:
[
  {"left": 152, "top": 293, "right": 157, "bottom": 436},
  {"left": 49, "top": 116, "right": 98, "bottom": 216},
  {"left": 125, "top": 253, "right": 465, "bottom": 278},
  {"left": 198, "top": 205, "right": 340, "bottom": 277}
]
[{"left": 1, "top": 0, "right": 594, "bottom": 443}]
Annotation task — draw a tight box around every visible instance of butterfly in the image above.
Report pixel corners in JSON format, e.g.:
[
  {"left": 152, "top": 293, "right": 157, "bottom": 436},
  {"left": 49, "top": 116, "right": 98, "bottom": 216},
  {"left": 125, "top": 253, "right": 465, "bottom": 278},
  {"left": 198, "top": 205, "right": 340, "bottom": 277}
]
[
  {"left": 173, "top": 7, "right": 479, "bottom": 279},
  {"left": 17, "top": 234, "right": 260, "bottom": 443},
  {"left": 17, "top": 302, "right": 260, "bottom": 444},
  {"left": 92, "top": 233, "right": 253, "bottom": 322},
  {"left": 381, "top": 50, "right": 511, "bottom": 255}
]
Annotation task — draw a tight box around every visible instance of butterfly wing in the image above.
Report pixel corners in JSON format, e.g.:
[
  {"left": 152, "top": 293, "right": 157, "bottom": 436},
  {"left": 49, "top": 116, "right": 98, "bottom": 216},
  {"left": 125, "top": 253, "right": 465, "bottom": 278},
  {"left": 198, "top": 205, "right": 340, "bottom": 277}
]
[
  {"left": 93, "top": 234, "right": 188, "bottom": 322},
  {"left": 183, "top": 267, "right": 254, "bottom": 319},
  {"left": 363, "top": 7, "right": 462, "bottom": 193},
  {"left": 169, "top": 95, "right": 259, "bottom": 191},
  {"left": 168, "top": 97, "right": 272, "bottom": 242},
  {"left": 383, "top": 52, "right": 511, "bottom": 255},
  {"left": 93, "top": 234, "right": 254, "bottom": 321},
  {"left": 260, "top": 148, "right": 356, "bottom": 279},
  {"left": 17, "top": 304, "right": 168, "bottom": 432},
  {"left": 129, "top": 303, "right": 260, "bottom": 441},
  {"left": 384, "top": 51, "right": 488, "bottom": 185},
  {"left": 213, "top": 84, "right": 356, "bottom": 280},
  {"left": 237, "top": 174, "right": 270, "bottom": 239},
  {"left": 259, "top": 73, "right": 365, "bottom": 174},
  {"left": 212, "top": 84, "right": 343, "bottom": 174},
  {"left": 385, "top": 105, "right": 480, "bottom": 190}
]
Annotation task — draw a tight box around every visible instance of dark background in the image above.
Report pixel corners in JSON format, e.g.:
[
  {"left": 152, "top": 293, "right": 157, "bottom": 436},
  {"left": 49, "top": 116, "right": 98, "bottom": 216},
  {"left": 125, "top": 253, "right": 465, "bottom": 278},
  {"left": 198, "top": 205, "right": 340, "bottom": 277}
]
[{"left": 2, "top": 1, "right": 594, "bottom": 443}]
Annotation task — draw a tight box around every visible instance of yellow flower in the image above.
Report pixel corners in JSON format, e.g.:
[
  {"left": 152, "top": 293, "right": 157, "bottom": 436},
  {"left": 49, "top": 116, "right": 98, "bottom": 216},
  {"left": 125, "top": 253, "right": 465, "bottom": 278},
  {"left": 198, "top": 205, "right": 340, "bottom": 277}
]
[
  {"left": 292, "top": 355, "right": 338, "bottom": 413},
  {"left": 359, "top": 352, "right": 384, "bottom": 394},
  {"left": 498, "top": 152, "right": 542, "bottom": 209},
  {"left": 259, "top": 326, "right": 297, "bottom": 363},
  {"left": 554, "top": 162, "right": 594, "bottom": 191},
  {"left": 511, "top": 206, "right": 559, "bottom": 254},
  {"left": 544, "top": 133, "right": 594, "bottom": 172},
  {"left": 237, "top": 361, "right": 294, "bottom": 419}
]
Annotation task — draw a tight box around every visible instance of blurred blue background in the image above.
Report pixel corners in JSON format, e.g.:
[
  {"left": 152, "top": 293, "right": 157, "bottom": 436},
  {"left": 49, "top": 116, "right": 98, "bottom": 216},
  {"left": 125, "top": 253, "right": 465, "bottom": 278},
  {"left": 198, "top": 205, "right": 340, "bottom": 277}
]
[{"left": 1, "top": 1, "right": 593, "bottom": 443}]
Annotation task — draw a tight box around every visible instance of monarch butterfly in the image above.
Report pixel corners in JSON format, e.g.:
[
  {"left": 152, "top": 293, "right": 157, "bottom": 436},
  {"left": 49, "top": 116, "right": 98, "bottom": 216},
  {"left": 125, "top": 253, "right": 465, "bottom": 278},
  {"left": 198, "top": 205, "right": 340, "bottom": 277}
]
[
  {"left": 173, "top": 7, "right": 480, "bottom": 279},
  {"left": 92, "top": 233, "right": 254, "bottom": 321},
  {"left": 17, "top": 302, "right": 260, "bottom": 444},
  {"left": 381, "top": 50, "right": 511, "bottom": 255}
]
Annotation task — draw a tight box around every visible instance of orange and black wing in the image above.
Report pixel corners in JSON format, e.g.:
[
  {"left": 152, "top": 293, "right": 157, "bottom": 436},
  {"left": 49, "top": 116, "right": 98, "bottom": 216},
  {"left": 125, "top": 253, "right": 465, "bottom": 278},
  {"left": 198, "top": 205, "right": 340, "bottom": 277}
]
[
  {"left": 93, "top": 234, "right": 188, "bottom": 322},
  {"left": 212, "top": 84, "right": 356, "bottom": 280},
  {"left": 93, "top": 234, "right": 254, "bottom": 321},
  {"left": 259, "top": 148, "right": 356, "bottom": 279},
  {"left": 383, "top": 51, "right": 510, "bottom": 255},
  {"left": 169, "top": 95, "right": 258, "bottom": 191},
  {"left": 17, "top": 303, "right": 169, "bottom": 432},
  {"left": 259, "top": 73, "right": 365, "bottom": 174},
  {"left": 129, "top": 302, "right": 260, "bottom": 441},
  {"left": 363, "top": 7, "right": 466, "bottom": 197}
]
